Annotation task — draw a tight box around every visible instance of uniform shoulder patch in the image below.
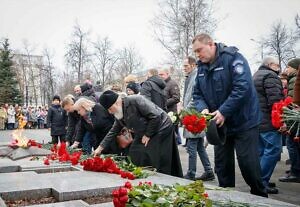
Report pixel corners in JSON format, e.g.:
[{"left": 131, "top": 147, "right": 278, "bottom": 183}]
[
  {"left": 234, "top": 64, "right": 244, "bottom": 74},
  {"left": 232, "top": 59, "right": 244, "bottom": 67}
]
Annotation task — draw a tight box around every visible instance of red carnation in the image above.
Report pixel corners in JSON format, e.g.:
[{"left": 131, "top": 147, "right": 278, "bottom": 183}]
[
  {"left": 113, "top": 198, "right": 121, "bottom": 207},
  {"left": 127, "top": 172, "right": 135, "bottom": 180},
  {"left": 112, "top": 189, "right": 120, "bottom": 198},
  {"left": 119, "top": 195, "right": 128, "bottom": 203},
  {"left": 124, "top": 181, "right": 132, "bottom": 189},
  {"left": 118, "top": 187, "right": 128, "bottom": 196},
  {"left": 44, "top": 159, "right": 50, "bottom": 165}
]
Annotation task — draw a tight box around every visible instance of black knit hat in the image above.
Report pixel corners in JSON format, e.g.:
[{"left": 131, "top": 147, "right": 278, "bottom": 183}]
[
  {"left": 126, "top": 82, "right": 139, "bottom": 94},
  {"left": 52, "top": 95, "right": 61, "bottom": 102},
  {"left": 288, "top": 58, "right": 300, "bottom": 70},
  {"left": 80, "top": 82, "right": 93, "bottom": 93},
  {"left": 99, "top": 90, "right": 119, "bottom": 110}
]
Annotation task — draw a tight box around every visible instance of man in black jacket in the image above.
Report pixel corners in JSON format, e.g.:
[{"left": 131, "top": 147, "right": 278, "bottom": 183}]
[
  {"left": 62, "top": 95, "right": 80, "bottom": 146},
  {"left": 140, "top": 68, "right": 167, "bottom": 110},
  {"left": 253, "top": 57, "right": 284, "bottom": 194},
  {"left": 158, "top": 68, "right": 181, "bottom": 144},
  {"left": 94, "top": 90, "right": 183, "bottom": 177}
]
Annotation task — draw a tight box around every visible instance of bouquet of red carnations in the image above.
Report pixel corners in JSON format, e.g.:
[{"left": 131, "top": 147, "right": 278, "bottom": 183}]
[
  {"left": 271, "top": 97, "right": 300, "bottom": 142},
  {"left": 180, "top": 109, "right": 212, "bottom": 134},
  {"left": 43, "top": 142, "right": 82, "bottom": 165},
  {"left": 271, "top": 97, "right": 293, "bottom": 128}
]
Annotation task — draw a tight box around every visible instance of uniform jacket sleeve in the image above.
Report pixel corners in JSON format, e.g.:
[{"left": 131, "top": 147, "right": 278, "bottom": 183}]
[
  {"left": 192, "top": 73, "right": 208, "bottom": 112},
  {"left": 219, "top": 54, "right": 251, "bottom": 118}
]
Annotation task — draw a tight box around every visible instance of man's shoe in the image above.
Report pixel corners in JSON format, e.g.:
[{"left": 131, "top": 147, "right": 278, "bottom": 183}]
[
  {"left": 268, "top": 182, "right": 276, "bottom": 188},
  {"left": 279, "top": 174, "right": 300, "bottom": 183},
  {"left": 183, "top": 174, "right": 195, "bottom": 181},
  {"left": 266, "top": 187, "right": 279, "bottom": 194},
  {"left": 196, "top": 171, "right": 215, "bottom": 181}
]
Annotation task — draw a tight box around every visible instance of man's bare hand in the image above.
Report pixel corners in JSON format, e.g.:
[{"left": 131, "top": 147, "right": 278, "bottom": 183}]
[
  {"left": 141, "top": 135, "right": 150, "bottom": 147},
  {"left": 70, "top": 141, "right": 80, "bottom": 149},
  {"left": 210, "top": 110, "right": 225, "bottom": 127},
  {"left": 201, "top": 109, "right": 209, "bottom": 114},
  {"left": 93, "top": 145, "right": 104, "bottom": 157}
]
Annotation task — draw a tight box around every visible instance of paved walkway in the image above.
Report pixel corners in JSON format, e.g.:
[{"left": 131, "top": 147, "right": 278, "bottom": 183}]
[{"left": 0, "top": 129, "right": 299, "bottom": 205}]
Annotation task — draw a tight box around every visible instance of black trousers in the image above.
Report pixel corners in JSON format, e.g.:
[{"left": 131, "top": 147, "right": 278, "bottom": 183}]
[
  {"left": 52, "top": 135, "right": 66, "bottom": 144},
  {"left": 214, "top": 126, "right": 268, "bottom": 197}
]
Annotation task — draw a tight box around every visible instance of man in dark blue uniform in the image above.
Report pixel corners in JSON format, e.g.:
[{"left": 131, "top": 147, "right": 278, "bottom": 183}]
[{"left": 192, "top": 33, "right": 267, "bottom": 197}]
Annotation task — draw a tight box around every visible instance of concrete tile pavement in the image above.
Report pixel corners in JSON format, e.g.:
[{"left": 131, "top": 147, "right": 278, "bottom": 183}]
[{"left": 0, "top": 129, "right": 299, "bottom": 205}]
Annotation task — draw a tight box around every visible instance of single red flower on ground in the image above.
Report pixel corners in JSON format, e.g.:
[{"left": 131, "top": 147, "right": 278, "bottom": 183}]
[{"left": 44, "top": 159, "right": 50, "bottom": 165}]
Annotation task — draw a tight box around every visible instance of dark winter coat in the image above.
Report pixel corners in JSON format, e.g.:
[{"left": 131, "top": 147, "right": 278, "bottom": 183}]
[
  {"left": 253, "top": 65, "right": 284, "bottom": 132},
  {"left": 75, "top": 104, "right": 114, "bottom": 146},
  {"left": 288, "top": 71, "right": 297, "bottom": 97},
  {"left": 140, "top": 75, "right": 167, "bottom": 110},
  {"left": 100, "top": 95, "right": 183, "bottom": 177},
  {"left": 164, "top": 77, "right": 180, "bottom": 113},
  {"left": 47, "top": 105, "right": 67, "bottom": 136},
  {"left": 193, "top": 43, "right": 261, "bottom": 134},
  {"left": 65, "top": 111, "right": 81, "bottom": 143}
]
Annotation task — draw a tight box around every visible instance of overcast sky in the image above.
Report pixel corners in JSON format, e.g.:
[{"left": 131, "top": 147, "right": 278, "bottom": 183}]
[{"left": 0, "top": 0, "right": 299, "bottom": 74}]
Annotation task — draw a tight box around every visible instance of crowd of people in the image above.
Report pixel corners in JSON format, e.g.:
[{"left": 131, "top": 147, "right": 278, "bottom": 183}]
[
  {"left": 0, "top": 104, "right": 49, "bottom": 130},
  {"left": 2, "top": 33, "right": 300, "bottom": 198}
]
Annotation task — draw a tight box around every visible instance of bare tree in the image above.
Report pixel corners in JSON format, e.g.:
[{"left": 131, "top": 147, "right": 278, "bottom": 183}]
[
  {"left": 152, "top": 0, "right": 216, "bottom": 67},
  {"left": 42, "top": 48, "right": 57, "bottom": 105},
  {"left": 262, "top": 21, "right": 298, "bottom": 70},
  {"left": 56, "top": 68, "right": 76, "bottom": 99},
  {"left": 115, "top": 45, "right": 143, "bottom": 87},
  {"left": 295, "top": 14, "right": 300, "bottom": 38},
  {"left": 65, "top": 22, "right": 90, "bottom": 83},
  {"left": 22, "top": 41, "right": 40, "bottom": 107},
  {"left": 91, "top": 37, "right": 118, "bottom": 86}
]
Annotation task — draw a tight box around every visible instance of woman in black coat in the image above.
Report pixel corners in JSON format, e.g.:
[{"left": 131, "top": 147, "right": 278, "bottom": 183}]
[{"left": 71, "top": 97, "right": 119, "bottom": 154}]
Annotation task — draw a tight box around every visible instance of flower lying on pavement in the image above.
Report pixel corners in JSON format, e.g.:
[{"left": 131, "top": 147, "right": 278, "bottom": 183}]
[{"left": 112, "top": 180, "right": 211, "bottom": 207}]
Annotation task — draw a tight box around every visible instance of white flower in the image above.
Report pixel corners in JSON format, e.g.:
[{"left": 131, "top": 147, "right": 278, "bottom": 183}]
[{"left": 168, "top": 112, "right": 177, "bottom": 123}]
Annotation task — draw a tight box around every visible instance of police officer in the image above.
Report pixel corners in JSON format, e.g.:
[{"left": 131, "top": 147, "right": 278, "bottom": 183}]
[{"left": 192, "top": 33, "right": 267, "bottom": 197}]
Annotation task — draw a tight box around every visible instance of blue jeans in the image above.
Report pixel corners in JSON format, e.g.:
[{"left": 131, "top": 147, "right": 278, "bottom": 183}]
[
  {"left": 186, "top": 138, "right": 212, "bottom": 178},
  {"left": 259, "top": 131, "right": 282, "bottom": 187},
  {"left": 82, "top": 132, "right": 92, "bottom": 154},
  {"left": 286, "top": 135, "right": 300, "bottom": 176}
]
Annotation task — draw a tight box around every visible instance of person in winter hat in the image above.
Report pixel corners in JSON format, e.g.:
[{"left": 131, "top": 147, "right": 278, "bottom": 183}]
[
  {"left": 47, "top": 95, "right": 67, "bottom": 144},
  {"left": 285, "top": 58, "right": 300, "bottom": 97},
  {"left": 126, "top": 82, "right": 140, "bottom": 95}
]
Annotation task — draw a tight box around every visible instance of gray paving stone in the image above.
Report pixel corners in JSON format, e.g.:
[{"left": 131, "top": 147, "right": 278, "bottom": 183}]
[
  {"left": 207, "top": 189, "right": 296, "bottom": 207},
  {"left": 0, "top": 158, "right": 20, "bottom": 173},
  {"left": 0, "top": 146, "right": 13, "bottom": 157},
  {"left": 90, "top": 203, "right": 112, "bottom": 207},
  {"left": 1, "top": 188, "right": 52, "bottom": 201},
  {"left": 7, "top": 147, "right": 52, "bottom": 160},
  {"left": 26, "top": 200, "right": 90, "bottom": 207}
]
